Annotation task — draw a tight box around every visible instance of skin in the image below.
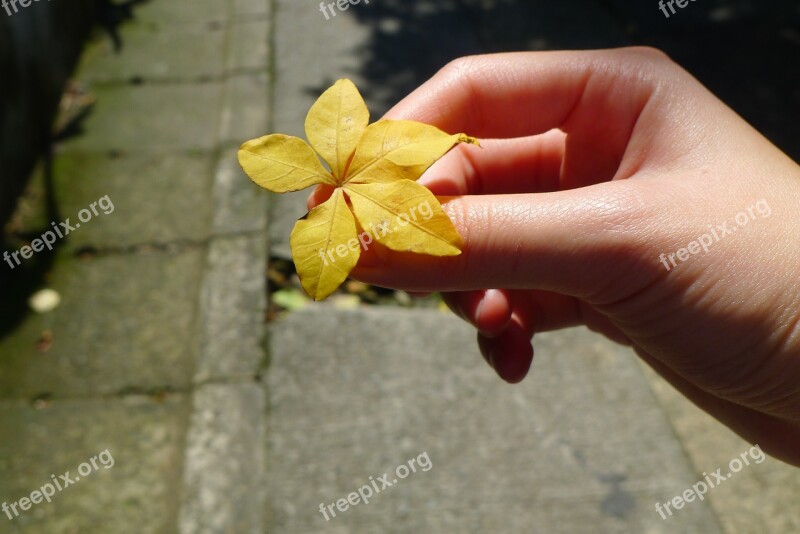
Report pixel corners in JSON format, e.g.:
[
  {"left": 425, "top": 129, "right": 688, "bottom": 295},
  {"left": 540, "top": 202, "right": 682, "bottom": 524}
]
[{"left": 308, "top": 48, "right": 800, "bottom": 466}]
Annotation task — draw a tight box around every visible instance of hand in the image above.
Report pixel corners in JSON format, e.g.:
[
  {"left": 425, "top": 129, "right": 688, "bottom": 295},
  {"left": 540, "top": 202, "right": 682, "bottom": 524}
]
[{"left": 308, "top": 48, "right": 800, "bottom": 465}]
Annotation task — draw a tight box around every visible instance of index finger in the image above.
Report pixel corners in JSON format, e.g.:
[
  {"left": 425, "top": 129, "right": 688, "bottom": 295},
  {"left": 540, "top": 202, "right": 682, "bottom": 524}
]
[{"left": 383, "top": 48, "right": 665, "bottom": 140}]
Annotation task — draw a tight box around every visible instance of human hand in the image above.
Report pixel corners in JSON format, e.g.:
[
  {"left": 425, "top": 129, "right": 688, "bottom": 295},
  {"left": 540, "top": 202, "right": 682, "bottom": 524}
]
[{"left": 308, "top": 48, "right": 800, "bottom": 465}]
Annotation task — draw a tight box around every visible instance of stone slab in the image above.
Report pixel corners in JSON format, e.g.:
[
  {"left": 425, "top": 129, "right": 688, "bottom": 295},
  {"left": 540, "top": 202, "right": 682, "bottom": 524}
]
[
  {"left": 265, "top": 307, "right": 723, "bottom": 532},
  {"left": 78, "top": 20, "right": 227, "bottom": 83},
  {"left": 641, "top": 364, "right": 800, "bottom": 533},
  {"left": 0, "top": 248, "right": 205, "bottom": 399},
  {"left": 0, "top": 394, "right": 189, "bottom": 533},
  {"left": 193, "top": 234, "right": 267, "bottom": 383},
  {"left": 57, "top": 83, "right": 223, "bottom": 154},
  {"left": 124, "top": 0, "right": 231, "bottom": 24},
  {"left": 212, "top": 147, "right": 269, "bottom": 235},
  {"left": 234, "top": 0, "right": 271, "bottom": 18},
  {"left": 226, "top": 18, "right": 271, "bottom": 73},
  {"left": 218, "top": 73, "right": 271, "bottom": 149},
  {"left": 46, "top": 151, "right": 215, "bottom": 250},
  {"left": 179, "top": 383, "right": 265, "bottom": 533}
]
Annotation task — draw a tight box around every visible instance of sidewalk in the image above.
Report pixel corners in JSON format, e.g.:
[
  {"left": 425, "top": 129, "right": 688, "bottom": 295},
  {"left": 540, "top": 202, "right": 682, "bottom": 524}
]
[
  {"left": 0, "top": 0, "right": 270, "bottom": 531},
  {"left": 0, "top": 0, "right": 798, "bottom": 532}
]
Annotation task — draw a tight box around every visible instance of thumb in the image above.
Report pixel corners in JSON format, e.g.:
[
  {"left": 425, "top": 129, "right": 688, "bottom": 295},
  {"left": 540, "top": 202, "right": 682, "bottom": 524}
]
[{"left": 352, "top": 182, "right": 659, "bottom": 303}]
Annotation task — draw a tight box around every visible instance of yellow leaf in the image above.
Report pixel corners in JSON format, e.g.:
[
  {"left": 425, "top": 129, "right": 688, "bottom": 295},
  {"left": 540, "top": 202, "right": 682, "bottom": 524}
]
[
  {"left": 238, "top": 134, "right": 335, "bottom": 192},
  {"left": 238, "top": 79, "right": 479, "bottom": 300},
  {"left": 344, "top": 180, "right": 463, "bottom": 256},
  {"left": 346, "top": 120, "right": 479, "bottom": 184},
  {"left": 290, "top": 188, "right": 360, "bottom": 301},
  {"left": 305, "top": 79, "right": 370, "bottom": 181}
]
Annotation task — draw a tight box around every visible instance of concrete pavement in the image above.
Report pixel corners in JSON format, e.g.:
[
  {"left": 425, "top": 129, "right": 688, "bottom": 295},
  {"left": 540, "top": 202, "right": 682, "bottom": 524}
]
[{"left": 0, "top": 0, "right": 798, "bottom": 532}]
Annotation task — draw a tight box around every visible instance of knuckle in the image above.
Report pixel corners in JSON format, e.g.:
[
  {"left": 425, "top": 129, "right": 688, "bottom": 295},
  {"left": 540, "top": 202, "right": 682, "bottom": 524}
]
[
  {"left": 616, "top": 46, "right": 673, "bottom": 65},
  {"left": 438, "top": 56, "right": 481, "bottom": 80}
]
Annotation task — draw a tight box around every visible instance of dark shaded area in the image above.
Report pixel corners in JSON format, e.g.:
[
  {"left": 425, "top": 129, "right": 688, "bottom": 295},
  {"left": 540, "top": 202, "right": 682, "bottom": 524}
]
[
  {"left": 0, "top": 1, "right": 96, "bottom": 232},
  {"left": 0, "top": 0, "right": 146, "bottom": 337},
  {"left": 347, "top": 0, "right": 799, "bottom": 159},
  {"left": 95, "top": 0, "right": 149, "bottom": 51}
]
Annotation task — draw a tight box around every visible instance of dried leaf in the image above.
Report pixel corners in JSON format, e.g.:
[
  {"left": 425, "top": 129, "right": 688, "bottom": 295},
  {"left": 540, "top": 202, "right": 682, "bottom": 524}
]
[
  {"left": 289, "top": 188, "right": 360, "bottom": 301},
  {"left": 238, "top": 78, "right": 479, "bottom": 300},
  {"left": 305, "top": 79, "right": 369, "bottom": 181},
  {"left": 238, "top": 134, "right": 334, "bottom": 192},
  {"left": 345, "top": 180, "right": 462, "bottom": 255},
  {"left": 346, "top": 120, "right": 478, "bottom": 184}
]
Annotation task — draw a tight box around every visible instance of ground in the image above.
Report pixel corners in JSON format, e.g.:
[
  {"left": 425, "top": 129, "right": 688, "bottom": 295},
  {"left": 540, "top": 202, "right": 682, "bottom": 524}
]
[{"left": 0, "top": 0, "right": 798, "bottom": 532}]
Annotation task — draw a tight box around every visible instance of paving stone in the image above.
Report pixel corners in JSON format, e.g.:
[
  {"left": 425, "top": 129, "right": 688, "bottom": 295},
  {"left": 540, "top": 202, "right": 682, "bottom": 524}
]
[
  {"left": 193, "top": 234, "right": 266, "bottom": 383},
  {"left": 0, "top": 394, "right": 189, "bottom": 533},
  {"left": 127, "top": 0, "right": 231, "bottom": 24},
  {"left": 0, "top": 248, "right": 205, "bottom": 399},
  {"left": 269, "top": 191, "right": 306, "bottom": 260},
  {"left": 1, "top": 1, "right": 272, "bottom": 533},
  {"left": 179, "top": 383, "right": 265, "bottom": 533},
  {"left": 212, "top": 147, "right": 269, "bottom": 235},
  {"left": 47, "top": 151, "right": 215, "bottom": 250},
  {"left": 78, "top": 20, "right": 227, "bottom": 83},
  {"left": 272, "top": 0, "right": 374, "bottom": 139},
  {"left": 218, "top": 73, "right": 271, "bottom": 148},
  {"left": 57, "top": 83, "right": 223, "bottom": 153},
  {"left": 265, "top": 307, "right": 723, "bottom": 533},
  {"left": 640, "top": 364, "right": 800, "bottom": 533},
  {"left": 234, "top": 0, "right": 270, "bottom": 18},
  {"left": 226, "top": 18, "right": 271, "bottom": 73}
]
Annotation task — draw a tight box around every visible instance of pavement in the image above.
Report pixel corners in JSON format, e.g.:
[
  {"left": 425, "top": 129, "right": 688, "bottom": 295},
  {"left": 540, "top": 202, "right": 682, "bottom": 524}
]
[{"left": 0, "top": 0, "right": 798, "bottom": 533}]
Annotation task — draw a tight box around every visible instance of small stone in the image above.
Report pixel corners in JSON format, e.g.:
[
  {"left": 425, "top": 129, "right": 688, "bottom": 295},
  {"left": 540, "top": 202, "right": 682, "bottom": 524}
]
[{"left": 28, "top": 289, "right": 61, "bottom": 313}]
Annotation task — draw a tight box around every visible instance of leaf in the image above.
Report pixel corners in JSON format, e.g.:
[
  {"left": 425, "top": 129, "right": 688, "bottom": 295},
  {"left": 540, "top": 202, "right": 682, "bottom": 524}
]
[
  {"left": 272, "top": 288, "right": 311, "bottom": 311},
  {"left": 305, "top": 79, "right": 370, "bottom": 181},
  {"left": 345, "top": 120, "right": 479, "bottom": 184},
  {"left": 290, "top": 188, "right": 361, "bottom": 301},
  {"left": 238, "top": 134, "right": 335, "bottom": 192},
  {"left": 344, "top": 180, "right": 463, "bottom": 256},
  {"left": 238, "top": 79, "right": 479, "bottom": 300}
]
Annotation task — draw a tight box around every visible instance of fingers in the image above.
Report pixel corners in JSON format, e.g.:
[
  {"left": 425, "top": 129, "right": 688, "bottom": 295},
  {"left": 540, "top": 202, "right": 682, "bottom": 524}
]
[
  {"left": 383, "top": 49, "right": 663, "bottom": 146},
  {"left": 353, "top": 181, "right": 661, "bottom": 302},
  {"left": 307, "top": 184, "right": 336, "bottom": 211},
  {"left": 419, "top": 133, "right": 566, "bottom": 195},
  {"left": 444, "top": 289, "right": 583, "bottom": 335},
  {"left": 309, "top": 132, "right": 567, "bottom": 212},
  {"left": 477, "top": 315, "right": 534, "bottom": 384},
  {"left": 442, "top": 289, "right": 513, "bottom": 337}
]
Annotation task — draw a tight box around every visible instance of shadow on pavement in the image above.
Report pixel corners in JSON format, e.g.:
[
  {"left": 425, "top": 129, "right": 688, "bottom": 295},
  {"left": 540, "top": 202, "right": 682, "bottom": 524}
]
[{"left": 343, "top": 0, "right": 799, "bottom": 159}]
